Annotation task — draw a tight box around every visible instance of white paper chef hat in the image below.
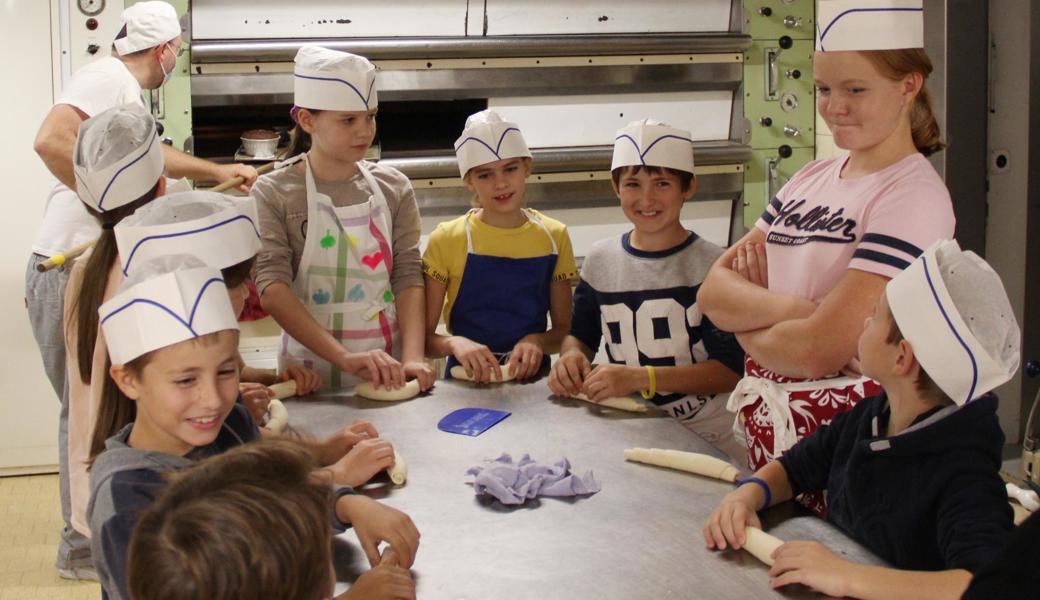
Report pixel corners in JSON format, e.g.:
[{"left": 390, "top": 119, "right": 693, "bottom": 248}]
[
  {"left": 294, "top": 46, "right": 378, "bottom": 112},
  {"left": 453, "top": 110, "right": 532, "bottom": 177},
  {"left": 73, "top": 103, "right": 165, "bottom": 213},
  {"left": 816, "top": 0, "right": 923, "bottom": 52},
  {"left": 100, "top": 254, "right": 239, "bottom": 365},
  {"left": 116, "top": 190, "right": 261, "bottom": 277},
  {"left": 611, "top": 119, "right": 695, "bottom": 175},
  {"left": 887, "top": 240, "right": 1020, "bottom": 406},
  {"left": 113, "top": 1, "right": 182, "bottom": 56}
]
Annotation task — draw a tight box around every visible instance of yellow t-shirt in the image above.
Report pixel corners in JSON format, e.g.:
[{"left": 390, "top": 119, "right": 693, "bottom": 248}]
[{"left": 422, "top": 209, "right": 578, "bottom": 329}]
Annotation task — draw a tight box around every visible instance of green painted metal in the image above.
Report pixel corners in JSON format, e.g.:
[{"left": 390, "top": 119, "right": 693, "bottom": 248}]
[
  {"left": 744, "top": 146, "right": 814, "bottom": 225},
  {"left": 127, "top": 0, "right": 192, "bottom": 153}
]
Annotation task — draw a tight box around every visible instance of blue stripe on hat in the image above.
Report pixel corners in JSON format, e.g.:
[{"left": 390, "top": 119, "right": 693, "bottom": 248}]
[
  {"left": 818, "top": 7, "right": 923, "bottom": 51},
  {"left": 294, "top": 73, "right": 375, "bottom": 109},
  {"left": 100, "top": 276, "right": 226, "bottom": 338},
  {"left": 97, "top": 134, "right": 159, "bottom": 211},
  {"left": 122, "top": 214, "right": 260, "bottom": 276},
  {"left": 614, "top": 133, "right": 694, "bottom": 165},
  {"left": 921, "top": 253, "right": 978, "bottom": 403},
  {"left": 454, "top": 127, "right": 524, "bottom": 160}
]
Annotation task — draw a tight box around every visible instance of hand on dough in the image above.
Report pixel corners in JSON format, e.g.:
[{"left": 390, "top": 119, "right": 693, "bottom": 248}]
[
  {"left": 508, "top": 335, "right": 544, "bottom": 381},
  {"left": 548, "top": 349, "right": 591, "bottom": 396},
  {"left": 703, "top": 485, "right": 762, "bottom": 551},
  {"left": 402, "top": 360, "right": 436, "bottom": 391},
  {"left": 583, "top": 364, "right": 642, "bottom": 402},
  {"left": 279, "top": 363, "right": 322, "bottom": 395},
  {"left": 239, "top": 382, "right": 273, "bottom": 423},
  {"left": 341, "top": 350, "right": 405, "bottom": 390},
  {"left": 449, "top": 336, "right": 503, "bottom": 383},
  {"left": 318, "top": 419, "right": 380, "bottom": 464},
  {"left": 329, "top": 438, "right": 396, "bottom": 488},
  {"left": 769, "top": 541, "right": 854, "bottom": 598}
]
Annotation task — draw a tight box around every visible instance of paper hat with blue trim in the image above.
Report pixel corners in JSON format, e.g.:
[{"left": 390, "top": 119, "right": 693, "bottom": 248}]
[
  {"left": 454, "top": 110, "right": 532, "bottom": 177},
  {"left": 73, "top": 103, "right": 164, "bottom": 213},
  {"left": 611, "top": 119, "right": 695, "bottom": 175},
  {"left": 294, "top": 46, "right": 378, "bottom": 112},
  {"left": 816, "top": 0, "right": 923, "bottom": 52},
  {"left": 113, "top": 1, "right": 182, "bottom": 56},
  {"left": 115, "top": 190, "right": 260, "bottom": 277},
  {"left": 887, "top": 239, "right": 1020, "bottom": 406},
  {"left": 100, "top": 255, "right": 239, "bottom": 365}
]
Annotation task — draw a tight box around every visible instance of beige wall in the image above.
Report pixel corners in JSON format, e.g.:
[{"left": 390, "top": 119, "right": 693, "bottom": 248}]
[{"left": 0, "top": 0, "right": 62, "bottom": 473}]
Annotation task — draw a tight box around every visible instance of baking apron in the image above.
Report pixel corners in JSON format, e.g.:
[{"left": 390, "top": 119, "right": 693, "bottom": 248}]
[
  {"left": 279, "top": 155, "right": 399, "bottom": 389},
  {"left": 446, "top": 209, "right": 557, "bottom": 375},
  {"left": 728, "top": 356, "right": 882, "bottom": 516}
]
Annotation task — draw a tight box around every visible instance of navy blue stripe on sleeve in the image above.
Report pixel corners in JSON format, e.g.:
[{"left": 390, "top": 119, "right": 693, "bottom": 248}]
[
  {"left": 852, "top": 248, "right": 912, "bottom": 270},
  {"left": 860, "top": 233, "right": 924, "bottom": 258}
]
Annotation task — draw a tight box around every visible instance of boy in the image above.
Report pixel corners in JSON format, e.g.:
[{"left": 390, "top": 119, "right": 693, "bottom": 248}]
[
  {"left": 703, "top": 240, "right": 1017, "bottom": 600},
  {"left": 548, "top": 119, "right": 745, "bottom": 459},
  {"left": 128, "top": 439, "right": 415, "bottom": 599}
]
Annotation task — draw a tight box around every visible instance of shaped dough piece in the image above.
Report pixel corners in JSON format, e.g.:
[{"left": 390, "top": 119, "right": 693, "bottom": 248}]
[
  {"left": 742, "top": 527, "right": 783, "bottom": 566},
  {"left": 449, "top": 365, "right": 516, "bottom": 383},
  {"left": 388, "top": 449, "right": 407, "bottom": 485},
  {"left": 267, "top": 380, "right": 298, "bottom": 400},
  {"left": 264, "top": 399, "right": 289, "bottom": 433},
  {"left": 623, "top": 447, "right": 740, "bottom": 483},
  {"left": 571, "top": 392, "right": 647, "bottom": 413},
  {"left": 356, "top": 379, "right": 421, "bottom": 402}
]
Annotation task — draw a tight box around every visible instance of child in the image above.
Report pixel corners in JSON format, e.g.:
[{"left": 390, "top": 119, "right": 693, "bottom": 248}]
[
  {"left": 88, "top": 255, "right": 417, "bottom": 600},
  {"left": 423, "top": 110, "right": 577, "bottom": 381},
  {"left": 113, "top": 189, "right": 323, "bottom": 420},
  {"left": 63, "top": 103, "right": 167, "bottom": 565},
  {"left": 548, "top": 119, "right": 744, "bottom": 459},
  {"left": 704, "top": 240, "right": 1017, "bottom": 600},
  {"left": 252, "top": 46, "right": 434, "bottom": 392},
  {"left": 128, "top": 439, "right": 416, "bottom": 600}
]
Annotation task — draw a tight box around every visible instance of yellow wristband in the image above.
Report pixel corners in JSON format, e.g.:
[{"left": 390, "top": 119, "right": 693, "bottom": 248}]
[{"left": 640, "top": 365, "right": 656, "bottom": 400}]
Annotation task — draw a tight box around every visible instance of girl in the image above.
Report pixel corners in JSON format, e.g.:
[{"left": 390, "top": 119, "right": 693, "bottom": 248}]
[
  {"left": 697, "top": 0, "right": 955, "bottom": 514},
  {"left": 252, "top": 46, "right": 434, "bottom": 392},
  {"left": 423, "top": 110, "right": 577, "bottom": 382},
  {"left": 88, "top": 255, "right": 417, "bottom": 600},
  {"left": 64, "top": 103, "right": 166, "bottom": 554}
]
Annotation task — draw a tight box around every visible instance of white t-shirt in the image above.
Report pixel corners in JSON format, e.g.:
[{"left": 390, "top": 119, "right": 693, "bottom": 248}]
[{"left": 32, "top": 57, "right": 144, "bottom": 256}]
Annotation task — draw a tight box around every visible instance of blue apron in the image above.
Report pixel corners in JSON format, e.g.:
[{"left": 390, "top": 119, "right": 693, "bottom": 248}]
[{"left": 446, "top": 209, "right": 558, "bottom": 375}]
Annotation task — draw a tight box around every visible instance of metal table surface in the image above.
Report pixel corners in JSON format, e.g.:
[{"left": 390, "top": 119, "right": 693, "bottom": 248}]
[{"left": 285, "top": 379, "right": 884, "bottom": 600}]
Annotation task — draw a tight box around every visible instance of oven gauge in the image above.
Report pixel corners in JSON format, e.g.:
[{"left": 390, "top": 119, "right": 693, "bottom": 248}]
[{"left": 78, "top": 0, "right": 105, "bottom": 17}]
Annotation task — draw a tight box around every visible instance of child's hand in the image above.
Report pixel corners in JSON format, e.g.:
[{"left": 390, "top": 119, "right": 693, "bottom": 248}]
[
  {"left": 703, "top": 486, "right": 763, "bottom": 550},
  {"left": 548, "top": 350, "right": 591, "bottom": 396},
  {"left": 769, "top": 541, "right": 855, "bottom": 598},
  {"left": 339, "top": 560, "right": 416, "bottom": 600},
  {"left": 401, "top": 360, "right": 436, "bottom": 391},
  {"left": 338, "top": 495, "right": 421, "bottom": 569},
  {"left": 582, "top": 364, "right": 641, "bottom": 401},
  {"left": 449, "top": 337, "right": 503, "bottom": 383},
  {"left": 328, "top": 438, "right": 396, "bottom": 487},
  {"left": 342, "top": 350, "right": 405, "bottom": 389},
  {"left": 239, "top": 382, "right": 273, "bottom": 423},
  {"left": 279, "top": 364, "right": 322, "bottom": 395},
  {"left": 732, "top": 242, "right": 769, "bottom": 288},
  {"left": 318, "top": 420, "right": 380, "bottom": 464},
  {"left": 507, "top": 335, "right": 544, "bottom": 381}
]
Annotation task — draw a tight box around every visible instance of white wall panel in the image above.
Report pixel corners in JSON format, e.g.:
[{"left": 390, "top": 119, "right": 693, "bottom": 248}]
[
  {"left": 489, "top": 91, "right": 734, "bottom": 148},
  {"left": 483, "top": 0, "right": 732, "bottom": 35},
  {"left": 191, "top": 0, "right": 471, "bottom": 40}
]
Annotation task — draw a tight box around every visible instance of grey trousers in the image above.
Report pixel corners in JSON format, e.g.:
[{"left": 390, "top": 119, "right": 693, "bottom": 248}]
[{"left": 25, "top": 253, "right": 92, "bottom": 570}]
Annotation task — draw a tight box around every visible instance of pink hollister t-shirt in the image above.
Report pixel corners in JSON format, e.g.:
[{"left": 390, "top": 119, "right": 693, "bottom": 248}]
[{"left": 756, "top": 153, "right": 955, "bottom": 301}]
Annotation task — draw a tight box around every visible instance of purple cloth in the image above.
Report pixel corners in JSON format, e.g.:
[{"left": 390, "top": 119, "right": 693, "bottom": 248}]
[{"left": 467, "top": 453, "right": 601, "bottom": 505}]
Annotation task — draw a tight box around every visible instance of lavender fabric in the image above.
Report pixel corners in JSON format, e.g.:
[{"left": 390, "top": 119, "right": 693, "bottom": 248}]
[{"left": 467, "top": 453, "right": 601, "bottom": 505}]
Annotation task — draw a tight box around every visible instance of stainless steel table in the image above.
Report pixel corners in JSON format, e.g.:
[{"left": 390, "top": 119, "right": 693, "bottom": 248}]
[{"left": 285, "top": 379, "right": 884, "bottom": 599}]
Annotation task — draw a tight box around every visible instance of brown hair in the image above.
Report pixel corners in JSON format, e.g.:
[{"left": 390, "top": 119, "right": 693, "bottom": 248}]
[
  {"left": 886, "top": 319, "right": 952, "bottom": 405},
  {"left": 87, "top": 330, "right": 230, "bottom": 468},
  {"left": 221, "top": 256, "right": 256, "bottom": 288},
  {"left": 128, "top": 439, "right": 333, "bottom": 600},
  {"left": 861, "top": 48, "right": 945, "bottom": 157},
  {"left": 610, "top": 164, "right": 695, "bottom": 193},
  {"left": 281, "top": 108, "right": 322, "bottom": 159}
]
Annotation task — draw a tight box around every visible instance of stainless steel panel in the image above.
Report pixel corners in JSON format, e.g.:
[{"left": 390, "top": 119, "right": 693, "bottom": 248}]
[
  {"left": 191, "top": 34, "right": 753, "bottom": 63},
  {"left": 284, "top": 379, "right": 884, "bottom": 599}
]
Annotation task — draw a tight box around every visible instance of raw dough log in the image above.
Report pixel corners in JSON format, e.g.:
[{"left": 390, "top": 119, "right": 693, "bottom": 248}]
[
  {"left": 449, "top": 365, "right": 516, "bottom": 383},
  {"left": 571, "top": 392, "right": 647, "bottom": 413},
  {"left": 264, "top": 399, "right": 289, "bottom": 433},
  {"left": 356, "top": 379, "right": 421, "bottom": 402},
  {"left": 388, "top": 449, "right": 407, "bottom": 485},
  {"left": 742, "top": 527, "right": 783, "bottom": 566},
  {"left": 623, "top": 447, "right": 740, "bottom": 483},
  {"left": 267, "top": 380, "right": 297, "bottom": 400}
]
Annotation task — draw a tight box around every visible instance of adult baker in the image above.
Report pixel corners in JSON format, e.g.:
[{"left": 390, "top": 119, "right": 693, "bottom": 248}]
[
  {"left": 28, "top": 1, "right": 256, "bottom": 578},
  {"left": 697, "top": 0, "right": 954, "bottom": 515}
]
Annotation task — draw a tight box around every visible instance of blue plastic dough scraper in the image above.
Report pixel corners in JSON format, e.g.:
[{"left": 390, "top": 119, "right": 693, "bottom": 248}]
[{"left": 437, "top": 407, "right": 511, "bottom": 436}]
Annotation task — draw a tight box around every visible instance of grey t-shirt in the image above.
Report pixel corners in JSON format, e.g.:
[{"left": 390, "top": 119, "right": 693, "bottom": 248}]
[{"left": 252, "top": 159, "right": 423, "bottom": 297}]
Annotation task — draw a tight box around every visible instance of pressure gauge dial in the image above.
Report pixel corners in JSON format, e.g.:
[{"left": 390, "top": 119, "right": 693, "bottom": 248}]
[{"left": 78, "top": 0, "right": 105, "bottom": 17}]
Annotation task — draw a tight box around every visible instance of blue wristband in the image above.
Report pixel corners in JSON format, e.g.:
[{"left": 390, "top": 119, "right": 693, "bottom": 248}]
[{"left": 736, "top": 476, "right": 772, "bottom": 512}]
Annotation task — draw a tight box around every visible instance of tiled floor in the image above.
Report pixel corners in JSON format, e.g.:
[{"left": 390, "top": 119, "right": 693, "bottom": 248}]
[{"left": 0, "top": 475, "right": 98, "bottom": 599}]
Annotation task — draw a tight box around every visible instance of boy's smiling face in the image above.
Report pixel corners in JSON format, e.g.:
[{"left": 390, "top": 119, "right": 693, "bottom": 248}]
[{"left": 615, "top": 166, "right": 695, "bottom": 240}]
